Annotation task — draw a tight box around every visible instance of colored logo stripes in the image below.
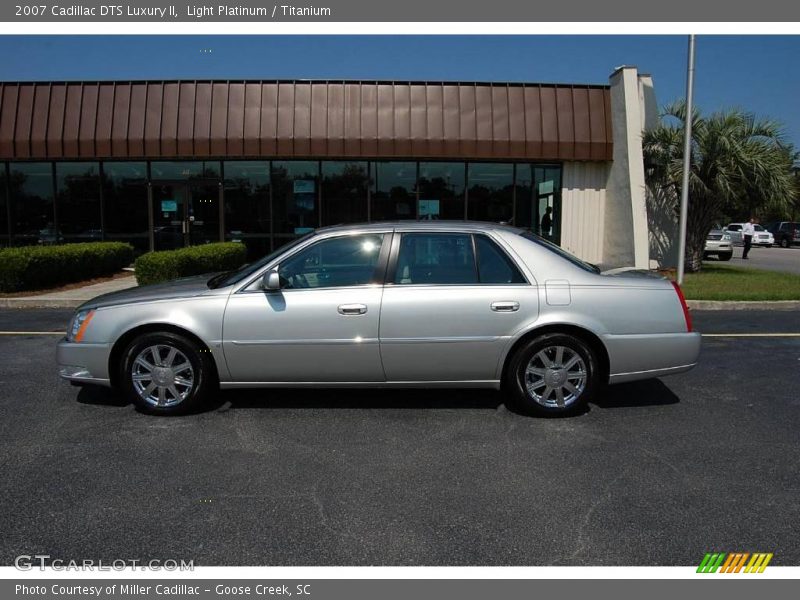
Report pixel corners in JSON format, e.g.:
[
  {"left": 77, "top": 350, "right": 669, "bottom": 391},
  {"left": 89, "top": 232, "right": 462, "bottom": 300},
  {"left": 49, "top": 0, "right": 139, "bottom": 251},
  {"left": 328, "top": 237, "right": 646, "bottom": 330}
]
[{"left": 697, "top": 552, "right": 773, "bottom": 573}]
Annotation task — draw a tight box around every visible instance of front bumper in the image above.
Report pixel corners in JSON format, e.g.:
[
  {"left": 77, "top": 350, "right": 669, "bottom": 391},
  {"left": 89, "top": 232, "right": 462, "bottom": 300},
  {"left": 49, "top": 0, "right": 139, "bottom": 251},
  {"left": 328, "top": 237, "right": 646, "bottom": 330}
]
[
  {"left": 604, "top": 332, "right": 702, "bottom": 384},
  {"left": 56, "top": 339, "right": 112, "bottom": 387},
  {"left": 704, "top": 241, "right": 732, "bottom": 253}
]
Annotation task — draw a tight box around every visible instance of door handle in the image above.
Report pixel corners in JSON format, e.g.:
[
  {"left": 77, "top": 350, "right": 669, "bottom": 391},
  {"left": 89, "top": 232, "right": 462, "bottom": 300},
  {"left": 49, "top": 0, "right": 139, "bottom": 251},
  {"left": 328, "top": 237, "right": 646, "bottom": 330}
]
[
  {"left": 491, "top": 301, "right": 520, "bottom": 312},
  {"left": 338, "top": 303, "right": 368, "bottom": 315}
]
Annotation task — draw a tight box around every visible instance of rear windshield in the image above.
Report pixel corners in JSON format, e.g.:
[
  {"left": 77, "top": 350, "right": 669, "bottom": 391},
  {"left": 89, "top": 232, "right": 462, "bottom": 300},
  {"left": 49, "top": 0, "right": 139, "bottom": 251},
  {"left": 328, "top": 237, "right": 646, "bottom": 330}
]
[{"left": 519, "top": 232, "right": 600, "bottom": 273}]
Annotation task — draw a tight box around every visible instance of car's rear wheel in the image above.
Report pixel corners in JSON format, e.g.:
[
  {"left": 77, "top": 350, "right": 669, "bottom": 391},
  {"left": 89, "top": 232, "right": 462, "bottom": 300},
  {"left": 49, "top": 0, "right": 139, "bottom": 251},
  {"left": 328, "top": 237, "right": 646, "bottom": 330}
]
[
  {"left": 504, "top": 333, "right": 598, "bottom": 417},
  {"left": 780, "top": 238, "right": 790, "bottom": 248},
  {"left": 120, "top": 332, "right": 214, "bottom": 415},
  {"left": 718, "top": 252, "right": 732, "bottom": 261}
]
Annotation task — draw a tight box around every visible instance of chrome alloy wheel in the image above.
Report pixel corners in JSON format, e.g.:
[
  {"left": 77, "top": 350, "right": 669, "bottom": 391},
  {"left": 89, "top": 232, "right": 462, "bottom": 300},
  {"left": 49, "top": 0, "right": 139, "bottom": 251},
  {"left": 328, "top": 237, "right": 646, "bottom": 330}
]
[
  {"left": 131, "top": 344, "right": 195, "bottom": 407},
  {"left": 524, "top": 345, "right": 587, "bottom": 408}
]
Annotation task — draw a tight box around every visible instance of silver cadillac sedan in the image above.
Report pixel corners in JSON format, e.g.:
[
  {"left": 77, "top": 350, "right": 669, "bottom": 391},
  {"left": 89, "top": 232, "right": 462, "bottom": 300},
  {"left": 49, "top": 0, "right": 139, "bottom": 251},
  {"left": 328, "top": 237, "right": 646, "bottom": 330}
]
[{"left": 57, "top": 222, "right": 700, "bottom": 417}]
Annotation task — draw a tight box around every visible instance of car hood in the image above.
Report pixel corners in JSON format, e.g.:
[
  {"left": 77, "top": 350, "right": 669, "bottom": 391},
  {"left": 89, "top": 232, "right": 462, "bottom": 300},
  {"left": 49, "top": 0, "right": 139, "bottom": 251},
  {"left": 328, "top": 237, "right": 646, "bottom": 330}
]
[{"left": 78, "top": 274, "right": 221, "bottom": 310}]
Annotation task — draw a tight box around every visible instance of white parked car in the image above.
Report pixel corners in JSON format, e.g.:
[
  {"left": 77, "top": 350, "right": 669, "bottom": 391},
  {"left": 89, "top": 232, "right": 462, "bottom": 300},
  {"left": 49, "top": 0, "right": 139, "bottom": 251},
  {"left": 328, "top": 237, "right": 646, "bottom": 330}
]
[
  {"left": 704, "top": 229, "right": 732, "bottom": 261},
  {"left": 724, "top": 223, "right": 774, "bottom": 247}
]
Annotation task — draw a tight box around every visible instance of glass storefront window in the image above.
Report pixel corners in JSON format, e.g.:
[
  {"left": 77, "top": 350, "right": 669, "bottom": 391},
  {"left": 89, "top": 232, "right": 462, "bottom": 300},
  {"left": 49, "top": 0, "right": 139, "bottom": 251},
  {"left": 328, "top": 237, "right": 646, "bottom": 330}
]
[
  {"left": 8, "top": 162, "right": 55, "bottom": 246},
  {"left": 0, "top": 166, "right": 8, "bottom": 247},
  {"left": 103, "top": 162, "right": 149, "bottom": 253},
  {"left": 224, "top": 161, "right": 270, "bottom": 259},
  {"left": 321, "top": 161, "right": 368, "bottom": 226},
  {"left": 150, "top": 161, "right": 221, "bottom": 180},
  {"left": 56, "top": 162, "right": 102, "bottom": 243},
  {"left": 271, "top": 161, "right": 319, "bottom": 248},
  {"left": 467, "top": 163, "right": 514, "bottom": 224},
  {"left": 371, "top": 162, "right": 417, "bottom": 221},
  {"left": 515, "top": 164, "right": 562, "bottom": 243},
  {"left": 418, "top": 162, "right": 466, "bottom": 220}
]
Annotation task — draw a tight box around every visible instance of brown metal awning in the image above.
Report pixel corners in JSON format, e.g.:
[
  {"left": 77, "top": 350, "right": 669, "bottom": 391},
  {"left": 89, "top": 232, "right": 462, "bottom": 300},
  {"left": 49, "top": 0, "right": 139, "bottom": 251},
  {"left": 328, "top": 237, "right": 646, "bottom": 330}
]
[{"left": 0, "top": 80, "right": 612, "bottom": 161}]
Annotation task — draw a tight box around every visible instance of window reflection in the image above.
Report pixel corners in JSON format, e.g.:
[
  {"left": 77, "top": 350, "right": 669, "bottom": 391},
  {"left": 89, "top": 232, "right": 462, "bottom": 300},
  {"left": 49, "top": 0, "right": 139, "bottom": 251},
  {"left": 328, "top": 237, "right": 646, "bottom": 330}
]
[
  {"left": 321, "top": 161, "right": 368, "bottom": 226},
  {"left": 103, "top": 162, "right": 148, "bottom": 253},
  {"left": 150, "top": 161, "right": 220, "bottom": 180},
  {"left": 467, "top": 163, "right": 514, "bottom": 223},
  {"left": 8, "top": 162, "right": 55, "bottom": 246},
  {"left": 418, "top": 162, "right": 465, "bottom": 220},
  {"left": 224, "top": 161, "right": 270, "bottom": 259},
  {"left": 272, "top": 161, "right": 319, "bottom": 247},
  {"left": 55, "top": 162, "right": 102, "bottom": 243},
  {"left": 0, "top": 167, "right": 8, "bottom": 247},
  {"left": 371, "top": 162, "right": 416, "bottom": 221}
]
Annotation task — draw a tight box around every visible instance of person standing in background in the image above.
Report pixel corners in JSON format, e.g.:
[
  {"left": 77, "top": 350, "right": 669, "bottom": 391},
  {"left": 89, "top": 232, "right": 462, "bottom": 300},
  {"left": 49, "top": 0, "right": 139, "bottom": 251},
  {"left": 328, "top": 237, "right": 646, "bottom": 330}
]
[
  {"left": 741, "top": 217, "right": 755, "bottom": 259},
  {"left": 540, "top": 206, "right": 553, "bottom": 238}
]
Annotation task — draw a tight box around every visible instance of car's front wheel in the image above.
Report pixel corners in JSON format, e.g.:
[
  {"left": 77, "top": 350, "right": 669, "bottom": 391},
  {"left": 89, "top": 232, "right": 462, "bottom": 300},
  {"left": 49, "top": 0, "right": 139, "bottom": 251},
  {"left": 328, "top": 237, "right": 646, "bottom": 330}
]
[
  {"left": 120, "top": 332, "right": 215, "bottom": 415},
  {"left": 504, "top": 333, "right": 599, "bottom": 417},
  {"left": 718, "top": 252, "right": 732, "bottom": 261},
  {"left": 780, "top": 238, "right": 790, "bottom": 248}
]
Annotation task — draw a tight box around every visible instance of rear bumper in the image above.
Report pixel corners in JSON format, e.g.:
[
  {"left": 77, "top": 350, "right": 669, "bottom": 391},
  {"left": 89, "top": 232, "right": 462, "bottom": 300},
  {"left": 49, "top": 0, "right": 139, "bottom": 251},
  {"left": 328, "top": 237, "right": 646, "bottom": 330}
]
[
  {"left": 56, "top": 339, "right": 112, "bottom": 387},
  {"left": 604, "top": 332, "right": 701, "bottom": 384}
]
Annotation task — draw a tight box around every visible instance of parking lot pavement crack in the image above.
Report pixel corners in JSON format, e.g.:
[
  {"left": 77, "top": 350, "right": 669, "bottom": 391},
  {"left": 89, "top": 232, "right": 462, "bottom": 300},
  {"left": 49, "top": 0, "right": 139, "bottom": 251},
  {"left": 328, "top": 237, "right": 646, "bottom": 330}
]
[
  {"left": 638, "top": 446, "right": 686, "bottom": 479},
  {"left": 565, "top": 466, "right": 630, "bottom": 563}
]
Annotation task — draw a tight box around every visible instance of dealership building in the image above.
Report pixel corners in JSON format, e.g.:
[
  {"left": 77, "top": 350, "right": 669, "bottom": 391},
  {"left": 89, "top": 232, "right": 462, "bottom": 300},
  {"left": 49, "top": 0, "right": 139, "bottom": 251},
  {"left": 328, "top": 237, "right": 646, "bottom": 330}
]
[{"left": 0, "top": 66, "right": 661, "bottom": 267}]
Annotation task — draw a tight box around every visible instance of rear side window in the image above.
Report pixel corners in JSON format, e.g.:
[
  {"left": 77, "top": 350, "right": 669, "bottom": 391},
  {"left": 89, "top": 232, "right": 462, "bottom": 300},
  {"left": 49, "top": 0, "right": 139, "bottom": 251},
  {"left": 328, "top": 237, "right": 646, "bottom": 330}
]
[
  {"left": 475, "top": 235, "right": 526, "bottom": 284},
  {"left": 395, "top": 233, "right": 477, "bottom": 285}
]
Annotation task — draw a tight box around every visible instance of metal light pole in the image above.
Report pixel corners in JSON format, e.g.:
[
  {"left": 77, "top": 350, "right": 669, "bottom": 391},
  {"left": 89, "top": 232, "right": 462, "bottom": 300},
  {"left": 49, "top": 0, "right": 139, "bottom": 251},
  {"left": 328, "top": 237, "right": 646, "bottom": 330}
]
[{"left": 677, "top": 35, "right": 696, "bottom": 285}]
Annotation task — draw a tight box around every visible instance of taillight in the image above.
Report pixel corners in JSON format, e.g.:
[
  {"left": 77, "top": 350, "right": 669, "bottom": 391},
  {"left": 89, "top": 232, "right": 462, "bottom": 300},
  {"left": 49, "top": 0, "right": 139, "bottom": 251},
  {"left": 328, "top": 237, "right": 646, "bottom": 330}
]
[{"left": 671, "top": 281, "right": 692, "bottom": 332}]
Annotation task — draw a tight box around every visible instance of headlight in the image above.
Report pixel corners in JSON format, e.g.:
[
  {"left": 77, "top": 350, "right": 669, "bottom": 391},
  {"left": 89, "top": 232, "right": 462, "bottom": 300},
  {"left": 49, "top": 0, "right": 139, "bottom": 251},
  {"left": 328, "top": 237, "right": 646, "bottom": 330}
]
[
  {"left": 66, "top": 309, "right": 95, "bottom": 342},
  {"left": 722, "top": 234, "right": 731, "bottom": 241}
]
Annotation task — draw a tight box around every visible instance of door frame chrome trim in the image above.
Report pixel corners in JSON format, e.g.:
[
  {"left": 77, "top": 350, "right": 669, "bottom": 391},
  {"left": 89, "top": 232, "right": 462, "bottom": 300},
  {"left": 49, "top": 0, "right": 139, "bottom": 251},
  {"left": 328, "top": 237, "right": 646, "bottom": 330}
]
[
  {"left": 380, "top": 335, "right": 508, "bottom": 344},
  {"left": 230, "top": 337, "right": 379, "bottom": 346}
]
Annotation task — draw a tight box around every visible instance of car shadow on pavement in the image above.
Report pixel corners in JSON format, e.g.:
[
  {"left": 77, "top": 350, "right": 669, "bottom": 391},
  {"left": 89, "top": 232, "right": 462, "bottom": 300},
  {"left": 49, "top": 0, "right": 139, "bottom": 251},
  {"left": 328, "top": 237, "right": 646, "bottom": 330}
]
[
  {"left": 592, "top": 379, "right": 680, "bottom": 409},
  {"left": 214, "top": 388, "right": 504, "bottom": 411},
  {"left": 75, "top": 385, "right": 130, "bottom": 407},
  {"left": 72, "top": 379, "right": 678, "bottom": 413}
]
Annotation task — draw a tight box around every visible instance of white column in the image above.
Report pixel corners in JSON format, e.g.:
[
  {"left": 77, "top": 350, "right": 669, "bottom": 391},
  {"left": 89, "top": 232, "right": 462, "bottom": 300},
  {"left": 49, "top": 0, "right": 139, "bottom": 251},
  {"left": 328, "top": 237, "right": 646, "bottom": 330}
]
[{"left": 604, "top": 66, "right": 651, "bottom": 269}]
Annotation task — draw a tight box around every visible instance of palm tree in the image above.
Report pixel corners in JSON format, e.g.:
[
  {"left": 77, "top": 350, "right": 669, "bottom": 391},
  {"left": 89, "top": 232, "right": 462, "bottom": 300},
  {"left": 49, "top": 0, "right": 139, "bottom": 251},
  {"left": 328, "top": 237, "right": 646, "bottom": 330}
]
[{"left": 643, "top": 102, "right": 796, "bottom": 272}]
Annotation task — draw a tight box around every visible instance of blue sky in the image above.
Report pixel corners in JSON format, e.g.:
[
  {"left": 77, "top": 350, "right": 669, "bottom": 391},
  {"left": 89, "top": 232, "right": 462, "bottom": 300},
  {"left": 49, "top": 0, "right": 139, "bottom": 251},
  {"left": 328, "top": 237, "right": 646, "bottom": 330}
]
[{"left": 1, "top": 35, "right": 798, "bottom": 145}]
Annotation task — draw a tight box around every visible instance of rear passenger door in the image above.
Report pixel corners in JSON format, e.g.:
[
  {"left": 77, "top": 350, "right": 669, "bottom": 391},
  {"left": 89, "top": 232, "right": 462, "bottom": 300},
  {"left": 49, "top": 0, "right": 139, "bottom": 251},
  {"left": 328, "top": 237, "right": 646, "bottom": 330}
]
[{"left": 378, "top": 231, "right": 539, "bottom": 382}]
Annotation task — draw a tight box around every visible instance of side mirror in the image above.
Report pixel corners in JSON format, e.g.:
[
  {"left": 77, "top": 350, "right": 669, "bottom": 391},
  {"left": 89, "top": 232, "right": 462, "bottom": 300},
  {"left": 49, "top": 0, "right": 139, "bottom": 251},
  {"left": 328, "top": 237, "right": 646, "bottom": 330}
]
[{"left": 262, "top": 270, "right": 281, "bottom": 291}]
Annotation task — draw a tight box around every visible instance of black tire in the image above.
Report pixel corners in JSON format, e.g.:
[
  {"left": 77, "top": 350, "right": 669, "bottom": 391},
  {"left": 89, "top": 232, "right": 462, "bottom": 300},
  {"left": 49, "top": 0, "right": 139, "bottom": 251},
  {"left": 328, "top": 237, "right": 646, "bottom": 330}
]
[
  {"left": 504, "top": 333, "right": 599, "bottom": 417},
  {"left": 780, "top": 238, "right": 790, "bottom": 249},
  {"left": 718, "top": 252, "right": 732, "bottom": 261},
  {"left": 119, "top": 331, "right": 216, "bottom": 415}
]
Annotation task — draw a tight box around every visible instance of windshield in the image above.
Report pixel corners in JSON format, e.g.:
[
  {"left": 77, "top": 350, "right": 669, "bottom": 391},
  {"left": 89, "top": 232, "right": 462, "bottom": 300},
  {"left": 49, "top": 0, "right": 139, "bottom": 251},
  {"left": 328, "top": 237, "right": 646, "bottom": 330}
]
[
  {"left": 207, "top": 232, "right": 315, "bottom": 289},
  {"left": 519, "top": 231, "right": 600, "bottom": 273}
]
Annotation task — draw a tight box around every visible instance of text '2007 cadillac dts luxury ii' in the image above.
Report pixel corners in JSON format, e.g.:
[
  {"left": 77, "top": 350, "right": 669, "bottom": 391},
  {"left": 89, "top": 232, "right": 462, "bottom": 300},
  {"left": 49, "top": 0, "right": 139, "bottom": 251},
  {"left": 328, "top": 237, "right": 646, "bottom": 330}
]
[{"left": 58, "top": 221, "right": 700, "bottom": 417}]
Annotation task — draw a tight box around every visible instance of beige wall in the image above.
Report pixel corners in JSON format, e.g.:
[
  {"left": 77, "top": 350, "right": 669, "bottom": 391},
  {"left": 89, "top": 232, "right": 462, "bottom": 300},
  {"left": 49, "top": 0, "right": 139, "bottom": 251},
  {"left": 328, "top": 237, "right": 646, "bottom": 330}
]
[{"left": 560, "top": 161, "right": 610, "bottom": 265}]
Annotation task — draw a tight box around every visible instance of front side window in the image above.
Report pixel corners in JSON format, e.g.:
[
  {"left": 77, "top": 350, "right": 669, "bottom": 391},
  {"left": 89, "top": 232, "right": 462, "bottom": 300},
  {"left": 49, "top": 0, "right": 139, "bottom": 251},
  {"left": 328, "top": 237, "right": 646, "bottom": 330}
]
[
  {"left": 278, "top": 234, "right": 384, "bottom": 289},
  {"left": 394, "top": 233, "right": 477, "bottom": 285}
]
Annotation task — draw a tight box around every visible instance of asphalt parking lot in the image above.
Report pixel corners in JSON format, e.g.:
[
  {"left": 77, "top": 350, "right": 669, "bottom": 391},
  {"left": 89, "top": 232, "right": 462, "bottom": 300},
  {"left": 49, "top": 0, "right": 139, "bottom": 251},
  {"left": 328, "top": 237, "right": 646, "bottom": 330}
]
[
  {"left": 706, "top": 243, "right": 800, "bottom": 275},
  {"left": 0, "top": 309, "right": 798, "bottom": 566}
]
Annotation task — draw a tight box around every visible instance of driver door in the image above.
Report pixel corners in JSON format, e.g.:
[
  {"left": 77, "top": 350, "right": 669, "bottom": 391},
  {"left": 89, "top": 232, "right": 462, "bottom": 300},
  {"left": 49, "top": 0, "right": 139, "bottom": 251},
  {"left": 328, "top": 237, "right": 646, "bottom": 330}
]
[{"left": 222, "top": 232, "right": 390, "bottom": 383}]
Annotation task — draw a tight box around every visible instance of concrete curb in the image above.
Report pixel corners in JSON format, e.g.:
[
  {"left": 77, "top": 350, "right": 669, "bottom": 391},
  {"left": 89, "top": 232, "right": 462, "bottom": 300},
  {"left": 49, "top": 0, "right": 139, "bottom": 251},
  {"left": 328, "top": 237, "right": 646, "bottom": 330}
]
[
  {"left": 0, "top": 297, "right": 95, "bottom": 309},
  {"left": 687, "top": 300, "right": 800, "bottom": 311}
]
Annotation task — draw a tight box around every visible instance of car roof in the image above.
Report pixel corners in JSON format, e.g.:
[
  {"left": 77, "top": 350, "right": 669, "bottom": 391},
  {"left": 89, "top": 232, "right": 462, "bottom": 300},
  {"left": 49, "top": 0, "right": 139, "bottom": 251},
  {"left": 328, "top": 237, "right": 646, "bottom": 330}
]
[{"left": 314, "top": 220, "right": 526, "bottom": 235}]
